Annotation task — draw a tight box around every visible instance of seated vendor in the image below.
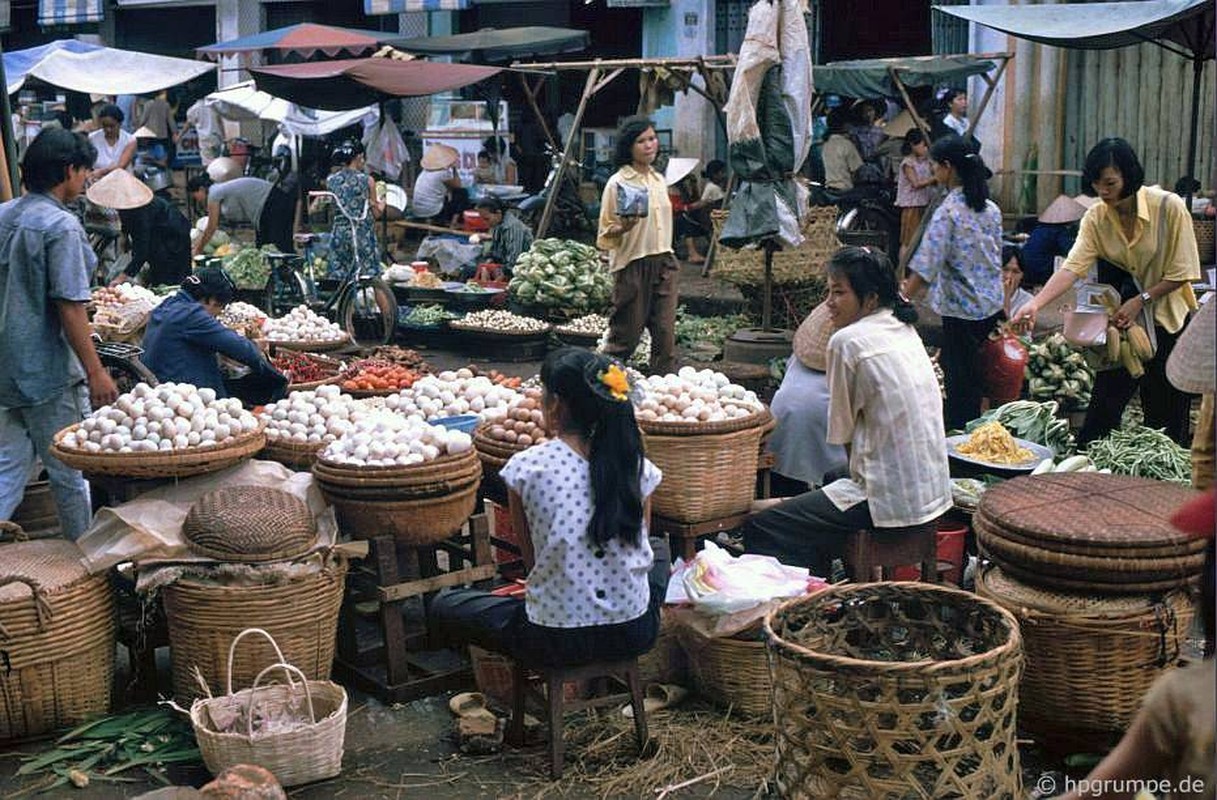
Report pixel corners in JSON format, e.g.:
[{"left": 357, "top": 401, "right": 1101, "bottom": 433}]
[
  {"left": 412, "top": 144, "right": 469, "bottom": 228},
  {"left": 743, "top": 247, "right": 951, "bottom": 575},
  {"left": 141, "top": 267, "right": 287, "bottom": 400},
  {"left": 473, "top": 197, "right": 533, "bottom": 278},
  {"left": 430, "top": 348, "right": 671, "bottom": 669},
  {"left": 1019, "top": 194, "right": 1090, "bottom": 286},
  {"left": 766, "top": 302, "right": 847, "bottom": 495}
]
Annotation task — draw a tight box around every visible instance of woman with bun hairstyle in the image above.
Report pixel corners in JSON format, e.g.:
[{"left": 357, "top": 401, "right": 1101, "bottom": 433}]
[
  {"left": 431, "top": 347, "right": 670, "bottom": 668},
  {"left": 903, "top": 134, "right": 1004, "bottom": 429},
  {"left": 744, "top": 247, "right": 952, "bottom": 574}
]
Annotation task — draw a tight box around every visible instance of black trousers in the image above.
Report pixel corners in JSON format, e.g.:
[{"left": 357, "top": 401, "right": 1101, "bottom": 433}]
[
  {"left": 742, "top": 489, "right": 873, "bottom": 577},
  {"left": 1078, "top": 324, "right": 1194, "bottom": 447},
  {"left": 941, "top": 313, "right": 1001, "bottom": 430},
  {"left": 429, "top": 537, "right": 671, "bottom": 669},
  {"left": 256, "top": 186, "right": 296, "bottom": 254}
]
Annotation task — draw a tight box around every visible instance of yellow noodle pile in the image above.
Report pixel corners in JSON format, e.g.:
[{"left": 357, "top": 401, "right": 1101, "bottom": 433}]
[{"left": 956, "top": 421, "right": 1035, "bottom": 465}]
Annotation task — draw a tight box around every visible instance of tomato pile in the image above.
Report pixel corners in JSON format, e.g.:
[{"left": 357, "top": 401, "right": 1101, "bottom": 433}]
[
  {"left": 483, "top": 369, "right": 522, "bottom": 389},
  {"left": 272, "top": 351, "right": 336, "bottom": 385},
  {"left": 341, "top": 359, "right": 422, "bottom": 393}
]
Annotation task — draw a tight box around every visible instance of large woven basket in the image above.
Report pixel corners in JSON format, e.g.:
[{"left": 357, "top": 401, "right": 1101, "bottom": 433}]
[
  {"left": 711, "top": 206, "right": 839, "bottom": 287},
  {"left": 191, "top": 629, "right": 346, "bottom": 787},
  {"left": 642, "top": 424, "right": 763, "bottom": 523},
  {"left": 322, "top": 480, "right": 481, "bottom": 544},
  {"left": 259, "top": 437, "right": 326, "bottom": 470},
  {"left": 765, "top": 582, "right": 1024, "bottom": 800},
  {"left": 182, "top": 487, "right": 317, "bottom": 563},
  {"left": 1194, "top": 217, "right": 1215, "bottom": 264},
  {"left": 264, "top": 335, "right": 350, "bottom": 354},
  {"left": 50, "top": 424, "right": 266, "bottom": 479},
  {"left": 975, "top": 565, "right": 1194, "bottom": 749},
  {"left": 0, "top": 540, "right": 115, "bottom": 740},
  {"left": 676, "top": 625, "right": 772, "bottom": 718},
  {"left": 162, "top": 556, "right": 347, "bottom": 703}
]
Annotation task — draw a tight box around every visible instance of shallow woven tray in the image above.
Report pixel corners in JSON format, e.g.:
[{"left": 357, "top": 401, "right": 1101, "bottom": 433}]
[
  {"left": 472, "top": 425, "right": 532, "bottom": 460},
  {"left": 313, "top": 448, "right": 479, "bottom": 485},
  {"left": 259, "top": 438, "right": 326, "bottom": 470},
  {"left": 976, "top": 526, "right": 1206, "bottom": 585},
  {"left": 340, "top": 385, "right": 410, "bottom": 398},
  {"left": 448, "top": 322, "right": 552, "bottom": 338},
  {"left": 975, "top": 474, "right": 1199, "bottom": 550},
  {"left": 51, "top": 424, "right": 266, "bottom": 479},
  {"left": 978, "top": 555, "right": 1199, "bottom": 595},
  {"left": 182, "top": 486, "right": 317, "bottom": 563},
  {"left": 287, "top": 375, "right": 342, "bottom": 392},
  {"left": 976, "top": 511, "right": 1209, "bottom": 559},
  {"left": 637, "top": 407, "right": 770, "bottom": 437},
  {"left": 265, "top": 335, "right": 350, "bottom": 353}
]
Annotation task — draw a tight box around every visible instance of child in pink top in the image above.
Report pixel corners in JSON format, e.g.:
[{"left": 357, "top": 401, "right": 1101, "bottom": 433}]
[{"left": 895, "top": 130, "right": 935, "bottom": 262}]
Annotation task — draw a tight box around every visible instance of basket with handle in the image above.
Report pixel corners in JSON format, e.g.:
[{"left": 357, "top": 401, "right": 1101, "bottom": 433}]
[{"left": 190, "top": 628, "right": 347, "bottom": 787}]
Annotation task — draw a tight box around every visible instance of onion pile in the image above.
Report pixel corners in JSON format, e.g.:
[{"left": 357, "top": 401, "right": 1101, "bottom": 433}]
[
  {"left": 634, "top": 367, "right": 764, "bottom": 423},
  {"left": 319, "top": 413, "right": 474, "bottom": 467},
  {"left": 59, "top": 382, "right": 259, "bottom": 453},
  {"left": 555, "top": 314, "right": 609, "bottom": 337},
  {"left": 483, "top": 389, "right": 549, "bottom": 447},
  {"left": 450, "top": 310, "right": 549, "bottom": 335},
  {"left": 219, "top": 301, "right": 266, "bottom": 330},
  {"left": 261, "top": 385, "right": 369, "bottom": 446},
  {"left": 383, "top": 369, "right": 521, "bottom": 421},
  {"left": 263, "top": 305, "right": 346, "bottom": 343}
]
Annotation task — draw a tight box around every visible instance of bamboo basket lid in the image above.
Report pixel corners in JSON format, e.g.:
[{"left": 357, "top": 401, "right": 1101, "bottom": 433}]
[
  {"left": 182, "top": 487, "right": 317, "bottom": 563},
  {"left": 0, "top": 540, "right": 94, "bottom": 601},
  {"left": 976, "top": 565, "right": 1191, "bottom": 620}
]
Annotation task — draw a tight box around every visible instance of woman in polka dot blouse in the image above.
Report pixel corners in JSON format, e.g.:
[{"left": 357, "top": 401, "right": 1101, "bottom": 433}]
[{"left": 431, "top": 348, "right": 671, "bottom": 668}]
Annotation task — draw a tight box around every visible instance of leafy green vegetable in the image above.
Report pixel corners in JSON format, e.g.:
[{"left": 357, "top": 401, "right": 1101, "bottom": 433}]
[
  {"left": 222, "top": 246, "right": 271, "bottom": 290},
  {"left": 1025, "top": 333, "right": 1095, "bottom": 411},
  {"left": 508, "top": 238, "right": 610, "bottom": 313},
  {"left": 966, "top": 399, "right": 1075, "bottom": 455}
]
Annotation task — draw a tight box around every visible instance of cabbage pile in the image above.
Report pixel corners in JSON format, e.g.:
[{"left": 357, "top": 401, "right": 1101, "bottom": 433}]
[{"left": 508, "top": 239, "right": 611, "bottom": 313}]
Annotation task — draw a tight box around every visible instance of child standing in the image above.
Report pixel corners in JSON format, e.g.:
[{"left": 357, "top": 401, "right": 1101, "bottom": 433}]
[{"left": 896, "top": 129, "right": 935, "bottom": 262}]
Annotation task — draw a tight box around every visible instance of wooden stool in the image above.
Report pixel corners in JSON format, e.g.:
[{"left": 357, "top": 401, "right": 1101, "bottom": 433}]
[
  {"left": 650, "top": 511, "right": 751, "bottom": 562},
  {"left": 843, "top": 520, "right": 939, "bottom": 582},
  {"left": 507, "top": 657, "right": 648, "bottom": 779}
]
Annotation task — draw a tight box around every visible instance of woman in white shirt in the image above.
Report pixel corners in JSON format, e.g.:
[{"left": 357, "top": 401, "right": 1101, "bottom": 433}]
[
  {"left": 743, "top": 247, "right": 952, "bottom": 574},
  {"left": 431, "top": 348, "right": 669, "bottom": 668},
  {"left": 87, "top": 104, "right": 136, "bottom": 179}
]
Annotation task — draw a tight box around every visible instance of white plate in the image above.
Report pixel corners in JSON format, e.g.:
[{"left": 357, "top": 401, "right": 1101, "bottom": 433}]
[{"left": 945, "top": 434, "right": 1053, "bottom": 472}]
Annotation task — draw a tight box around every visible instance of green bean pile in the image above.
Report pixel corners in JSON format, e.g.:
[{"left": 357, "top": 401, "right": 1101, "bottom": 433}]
[{"left": 1084, "top": 426, "right": 1192, "bottom": 485}]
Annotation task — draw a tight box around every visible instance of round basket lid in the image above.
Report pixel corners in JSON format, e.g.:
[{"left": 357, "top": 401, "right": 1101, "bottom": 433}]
[
  {"left": 182, "top": 486, "right": 317, "bottom": 563},
  {"left": 0, "top": 540, "right": 92, "bottom": 601},
  {"left": 975, "top": 473, "right": 1199, "bottom": 550},
  {"left": 976, "top": 565, "right": 1190, "bottom": 619}
]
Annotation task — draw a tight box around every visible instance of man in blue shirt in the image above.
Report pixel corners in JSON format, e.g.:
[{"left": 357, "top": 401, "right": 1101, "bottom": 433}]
[
  {"left": 0, "top": 129, "right": 119, "bottom": 540},
  {"left": 141, "top": 268, "right": 286, "bottom": 399}
]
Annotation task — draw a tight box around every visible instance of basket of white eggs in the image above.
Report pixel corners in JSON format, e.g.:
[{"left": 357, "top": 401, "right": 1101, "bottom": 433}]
[
  {"left": 51, "top": 383, "right": 265, "bottom": 479},
  {"left": 310, "top": 413, "right": 481, "bottom": 544},
  {"left": 259, "top": 385, "right": 368, "bottom": 470},
  {"left": 261, "top": 306, "right": 350, "bottom": 353}
]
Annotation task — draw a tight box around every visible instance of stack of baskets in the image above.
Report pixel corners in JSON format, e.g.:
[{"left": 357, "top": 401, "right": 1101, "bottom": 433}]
[
  {"left": 312, "top": 449, "right": 482, "bottom": 543},
  {"left": 973, "top": 473, "right": 1201, "bottom": 748},
  {"left": 1, "top": 540, "right": 115, "bottom": 740},
  {"left": 471, "top": 423, "right": 529, "bottom": 500},
  {"left": 640, "top": 408, "right": 771, "bottom": 523},
  {"left": 764, "top": 583, "right": 1024, "bottom": 799},
  {"left": 162, "top": 487, "right": 347, "bottom": 702}
]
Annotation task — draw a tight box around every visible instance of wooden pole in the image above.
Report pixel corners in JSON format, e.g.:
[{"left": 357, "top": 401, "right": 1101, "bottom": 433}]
[
  {"left": 965, "top": 55, "right": 1011, "bottom": 142},
  {"left": 513, "top": 55, "right": 737, "bottom": 72},
  {"left": 889, "top": 69, "right": 932, "bottom": 140},
  {"left": 0, "top": 42, "right": 17, "bottom": 201},
  {"left": 518, "top": 73, "right": 557, "bottom": 150},
  {"left": 538, "top": 65, "right": 601, "bottom": 239}
]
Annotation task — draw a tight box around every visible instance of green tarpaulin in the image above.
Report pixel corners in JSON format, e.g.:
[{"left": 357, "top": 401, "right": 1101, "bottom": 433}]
[{"left": 813, "top": 55, "right": 997, "bottom": 98}]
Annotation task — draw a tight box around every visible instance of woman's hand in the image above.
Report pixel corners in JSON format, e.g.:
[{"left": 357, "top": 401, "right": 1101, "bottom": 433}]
[
  {"left": 1009, "top": 301, "right": 1038, "bottom": 333},
  {"left": 1111, "top": 296, "right": 1143, "bottom": 329}
]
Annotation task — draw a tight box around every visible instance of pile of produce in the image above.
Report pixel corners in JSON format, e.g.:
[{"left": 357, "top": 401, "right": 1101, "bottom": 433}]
[
  {"left": 479, "top": 368, "right": 523, "bottom": 390},
  {"left": 271, "top": 350, "right": 342, "bottom": 386},
  {"left": 90, "top": 284, "right": 158, "bottom": 309},
  {"left": 450, "top": 309, "right": 550, "bottom": 335},
  {"left": 950, "top": 478, "right": 987, "bottom": 510},
  {"left": 218, "top": 301, "right": 265, "bottom": 332},
  {"left": 1030, "top": 454, "right": 1104, "bottom": 474},
  {"left": 385, "top": 264, "right": 443, "bottom": 286},
  {"left": 597, "top": 328, "right": 651, "bottom": 368},
  {"left": 191, "top": 217, "right": 230, "bottom": 256},
  {"left": 1084, "top": 426, "right": 1191, "bottom": 485},
  {"left": 262, "top": 305, "right": 346, "bottom": 343},
  {"left": 364, "top": 345, "right": 429, "bottom": 370},
  {"left": 58, "top": 383, "right": 259, "bottom": 453},
  {"left": 966, "top": 400, "right": 1075, "bottom": 455},
  {"left": 482, "top": 389, "right": 548, "bottom": 447},
  {"left": 554, "top": 313, "right": 610, "bottom": 338},
  {"left": 319, "top": 413, "right": 473, "bottom": 468},
  {"left": 340, "top": 359, "right": 422, "bottom": 393},
  {"left": 674, "top": 307, "right": 751, "bottom": 362},
  {"left": 261, "top": 385, "right": 365, "bottom": 445},
  {"left": 450, "top": 279, "right": 497, "bottom": 295},
  {"left": 508, "top": 239, "right": 611, "bottom": 312},
  {"left": 633, "top": 367, "right": 764, "bottom": 424},
  {"left": 954, "top": 421, "right": 1036, "bottom": 465},
  {"left": 383, "top": 369, "right": 521, "bottom": 421},
  {"left": 401, "top": 304, "right": 458, "bottom": 327},
  {"left": 1025, "top": 333, "right": 1095, "bottom": 410},
  {"left": 223, "top": 245, "right": 279, "bottom": 290}
]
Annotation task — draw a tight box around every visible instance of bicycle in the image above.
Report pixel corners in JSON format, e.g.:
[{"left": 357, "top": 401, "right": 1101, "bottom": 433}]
[{"left": 94, "top": 339, "right": 158, "bottom": 394}]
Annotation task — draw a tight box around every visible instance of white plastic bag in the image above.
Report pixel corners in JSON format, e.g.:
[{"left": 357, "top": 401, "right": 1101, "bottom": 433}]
[
  {"left": 363, "top": 120, "right": 408, "bottom": 180},
  {"left": 669, "top": 540, "right": 818, "bottom": 614}
]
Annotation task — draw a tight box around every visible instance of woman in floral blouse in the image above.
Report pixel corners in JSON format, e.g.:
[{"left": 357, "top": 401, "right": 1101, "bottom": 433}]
[{"left": 903, "top": 134, "right": 1004, "bottom": 429}]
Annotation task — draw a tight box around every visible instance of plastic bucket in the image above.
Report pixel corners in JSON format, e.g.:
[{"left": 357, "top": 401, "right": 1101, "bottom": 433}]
[{"left": 893, "top": 520, "right": 968, "bottom": 584}]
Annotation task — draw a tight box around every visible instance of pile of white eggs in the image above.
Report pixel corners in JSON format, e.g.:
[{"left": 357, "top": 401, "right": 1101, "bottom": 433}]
[
  {"left": 383, "top": 369, "right": 521, "bottom": 421},
  {"left": 634, "top": 367, "right": 764, "bottom": 423},
  {"left": 319, "top": 413, "right": 473, "bottom": 468},
  {"left": 262, "top": 305, "right": 346, "bottom": 343},
  {"left": 261, "top": 384, "right": 368, "bottom": 446},
  {"left": 60, "top": 382, "right": 260, "bottom": 453}
]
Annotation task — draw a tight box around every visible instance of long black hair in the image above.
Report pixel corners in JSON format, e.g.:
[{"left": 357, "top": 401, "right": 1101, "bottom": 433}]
[
  {"left": 1081, "top": 137, "right": 1144, "bottom": 200},
  {"left": 930, "top": 134, "right": 990, "bottom": 213},
  {"left": 613, "top": 115, "right": 656, "bottom": 168},
  {"left": 826, "top": 246, "right": 918, "bottom": 325},
  {"left": 540, "top": 347, "right": 645, "bottom": 548}
]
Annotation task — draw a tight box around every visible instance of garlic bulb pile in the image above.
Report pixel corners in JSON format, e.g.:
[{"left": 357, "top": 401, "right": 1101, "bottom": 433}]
[
  {"left": 383, "top": 369, "right": 521, "bottom": 421},
  {"left": 319, "top": 413, "right": 473, "bottom": 467},
  {"left": 634, "top": 367, "right": 764, "bottom": 423},
  {"left": 598, "top": 328, "right": 651, "bottom": 367},
  {"left": 261, "top": 385, "right": 369, "bottom": 446},
  {"left": 450, "top": 310, "right": 549, "bottom": 335},
  {"left": 219, "top": 301, "right": 265, "bottom": 330},
  {"left": 59, "top": 382, "right": 259, "bottom": 453},
  {"left": 555, "top": 314, "right": 609, "bottom": 336},
  {"left": 263, "top": 306, "right": 346, "bottom": 343}
]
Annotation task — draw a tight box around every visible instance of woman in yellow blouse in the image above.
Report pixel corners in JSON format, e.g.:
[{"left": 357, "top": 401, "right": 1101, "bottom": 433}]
[
  {"left": 597, "top": 116, "right": 677, "bottom": 374},
  {"left": 1012, "top": 138, "right": 1201, "bottom": 445}
]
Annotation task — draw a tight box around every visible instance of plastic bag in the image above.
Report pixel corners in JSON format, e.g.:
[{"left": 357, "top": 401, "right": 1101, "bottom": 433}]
[
  {"left": 363, "top": 120, "right": 408, "bottom": 181},
  {"left": 668, "top": 540, "right": 817, "bottom": 615}
]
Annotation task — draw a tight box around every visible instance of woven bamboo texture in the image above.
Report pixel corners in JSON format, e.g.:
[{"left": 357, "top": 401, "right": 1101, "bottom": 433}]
[
  {"left": 710, "top": 206, "right": 839, "bottom": 287},
  {"left": 312, "top": 450, "right": 481, "bottom": 497},
  {"left": 764, "top": 583, "right": 1024, "bottom": 800},
  {"left": 975, "top": 566, "right": 1193, "bottom": 744},
  {"left": 182, "top": 487, "right": 317, "bottom": 563},
  {"left": 637, "top": 408, "right": 770, "bottom": 437},
  {"left": 264, "top": 335, "right": 350, "bottom": 353},
  {"left": 259, "top": 438, "right": 325, "bottom": 470},
  {"left": 642, "top": 425, "right": 762, "bottom": 523},
  {"left": 1195, "top": 218, "right": 1215, "bottom": 264},
  {"left": 0, "top": 540, "right": 115, "bottom": 740},
  {"left": 162, "top": 558, "right": 347, "bottom": 703},
  {"left": 277, "top": 350, "right": 345, "bottom": 391},
  {"left": 191, "top": 631, "right": 346, "bottom": 787},
  {"left": 51, "top": 424, "right": 266, "bottom": 479},
  {"left": 638, "top": 610, "right": 687, "bottom": 688},
  {"left": 321, "top": 479, "right": 481, "bottom": 543},
  {"left": 676, "top": 626, "right": 772, "bottom": 718}
]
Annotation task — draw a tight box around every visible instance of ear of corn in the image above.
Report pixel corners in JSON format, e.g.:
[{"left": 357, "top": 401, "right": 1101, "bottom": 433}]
[
  {"left": 1120, "top": 341, "right": 1145, "bottom": 378},
  {"left": 1126, "top": 323, "right": 1153, "bottom": 361},
  {"left": 1105, "top": 325, "right": 1121, "bottom": 362}
]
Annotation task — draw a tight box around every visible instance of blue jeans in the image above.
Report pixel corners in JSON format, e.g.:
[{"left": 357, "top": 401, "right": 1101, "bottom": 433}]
[{"left": 0, "top": 383, "right": 92, "bottom": 540}]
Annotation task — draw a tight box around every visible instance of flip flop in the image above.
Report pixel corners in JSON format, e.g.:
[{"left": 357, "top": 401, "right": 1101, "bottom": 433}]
[
  {"left": 449, "top": 691, "right": 495, "bottom": 722},
  {"left": 623, "top": 683, "right": 689, "bottom": 718}
]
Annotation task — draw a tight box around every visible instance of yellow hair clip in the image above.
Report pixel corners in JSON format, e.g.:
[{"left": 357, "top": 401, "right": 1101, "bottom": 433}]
[{"left": 599, "top": 364, "right": 631, "bottom": 402}]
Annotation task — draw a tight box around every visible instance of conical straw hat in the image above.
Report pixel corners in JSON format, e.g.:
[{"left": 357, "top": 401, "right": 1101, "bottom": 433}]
[
  {"left": 664, "top": 157, "right": 700, "bottom": 187},
  {"left": 1166, "top": 299, "right": 1215, "bottom": 394},
  {"left": 85, "top": 168, "right": 153, "bottom": 210},
  {"left": 421, "top": 144, "right": 459, "bottom": 171},
  {"left": 1038, "top": 194, "right": 1087, "bottom": 224},
  {"left": 792, "top": 302, "right": 834, "bottom": 372},
  {"left": 132, "top": 126, "right": 158, "bottom": 139}
]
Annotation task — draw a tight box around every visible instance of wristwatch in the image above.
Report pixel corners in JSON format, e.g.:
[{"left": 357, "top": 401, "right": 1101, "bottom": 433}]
[{"left": 1139, "top": 291, "right": 1153, "bottom": 304}]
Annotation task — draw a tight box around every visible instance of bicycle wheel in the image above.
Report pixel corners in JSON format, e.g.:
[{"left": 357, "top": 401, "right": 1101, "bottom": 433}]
[
  {"left": 99, "top": 352, "right": 159, "bottom": 394},
  {"left": 268, "top": 267, "right": 310, "bottom": 317},
  {"left": 338, "top": 277, "right": 397, "bottom": 347}
]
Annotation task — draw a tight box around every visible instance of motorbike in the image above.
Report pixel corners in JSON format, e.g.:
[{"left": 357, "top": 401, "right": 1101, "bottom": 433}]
[{"left": 517, "top": 144, "right": 596, "bottom": 237}]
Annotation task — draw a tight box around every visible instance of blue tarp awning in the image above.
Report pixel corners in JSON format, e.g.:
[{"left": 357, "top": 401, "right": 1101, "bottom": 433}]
[{"left": 4, "top": 40, "right": 101, "bottom": 94}]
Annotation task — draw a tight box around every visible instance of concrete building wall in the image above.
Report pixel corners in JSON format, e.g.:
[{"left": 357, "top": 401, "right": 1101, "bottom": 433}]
[{"left": 643, "top": 0, "right": 720, "bottom": 165}]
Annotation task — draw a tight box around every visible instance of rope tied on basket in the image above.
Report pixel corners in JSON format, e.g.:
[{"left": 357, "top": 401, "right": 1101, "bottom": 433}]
[
  {"left": 0, "top": 576, "right": 53, "bottom": 639},
  {"left": 1148, "top": 594, "right": 1180, "bottom": 669}
]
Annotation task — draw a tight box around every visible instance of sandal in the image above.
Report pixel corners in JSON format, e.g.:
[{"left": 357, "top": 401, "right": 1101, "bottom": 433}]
[{"left": 622, "top": 683, "right": 689, "bottom": 718}]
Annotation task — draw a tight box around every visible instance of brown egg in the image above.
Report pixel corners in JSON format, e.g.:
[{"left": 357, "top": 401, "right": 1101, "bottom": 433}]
[
  {"left": 517, "top": 433, "right": 533, "bottom": 446},
  {"left": 530, "top": 409, "right": 544, "bottom": 425},
  {"left": 490, "top": 425, "right": 506, "bottom": 439},
  {"left": 504, "top": 429, "right": 518, "bottom": 443}
]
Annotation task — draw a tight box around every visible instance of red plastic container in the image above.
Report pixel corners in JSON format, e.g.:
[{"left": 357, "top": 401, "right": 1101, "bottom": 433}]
[
  {"left": 893, "top": 520, "right": 968, "bottom": 585},
  {"left": 463, "top": 210, "right": 490, "bottom": 232}
]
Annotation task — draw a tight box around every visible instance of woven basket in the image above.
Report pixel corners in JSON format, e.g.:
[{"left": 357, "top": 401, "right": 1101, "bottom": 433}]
[
  {"left": 321, "top": 480, "right": 480, "bottom": 544},
  {"left": 711, "top": 206, "right": 839, "bottom": 287},
  {"left": 275, "top": 349, "right": 345, "bottom": 391},
  {"left": 259, "top": 437, "right": 326, "bottom": 470},
  {"left": 162, "top": 557, "right": 347, "bottom": 703},
  {"left": 0, "top": 540, "right": 115, "bottom": 740},
  {"left": 182, "top": 487, "right": 317, "bottom": 563},
  {"left": 191, "top": 629, "right": 346, "bottom": 787},
  {"left": 642, "top": 424, "right": 763, "bottom": 523},
  {"left": 676, "top": 625, "right": 771, "bottom": 718},
  {"left": 1194, "top": 217, "right": 1215, "bottom": 264},
  {"left": 50, "top": 424, "right": 266, "bottom": 479},
  {"left": 765, "top": 583, "right": 1024, "bottom": 800},
  {"left": 265, "top": 335, "right": 350, "bottom": 353},
  {"left": 975, "top": 566, "right": 1193, "bottom": 748},
  {"left": 638, "top": 408, "right": 770, "bottom": 437},
  {"left": 638, "top": 609, "right": 688, "bottom": 687},
  {"left": 312, "top": 449, "right": 481, "bottom": 494}
]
